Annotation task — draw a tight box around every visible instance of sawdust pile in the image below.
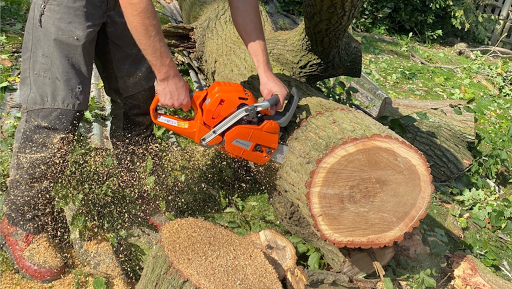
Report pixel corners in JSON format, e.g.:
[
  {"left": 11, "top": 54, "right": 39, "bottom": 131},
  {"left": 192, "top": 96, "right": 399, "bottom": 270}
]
[
  {"left": 160, "top": 218, "right": 282, "bottom": 289},
  {"left": 22, "top": 235, "right": 65, "bottom": 268},
  {"left": 0, "top": 269, "right": 130, "bottom": 289}
]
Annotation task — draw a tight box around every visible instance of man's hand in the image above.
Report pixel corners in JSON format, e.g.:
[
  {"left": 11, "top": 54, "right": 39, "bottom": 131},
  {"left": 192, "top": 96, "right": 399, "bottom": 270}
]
[
  {"left": 156, "top": 75, "right": 191, "bottom": 111},
  {"left": 228, "top": 0, "right": 288, "bottom": 115},
  {"left": 259, "top": 72, "right": 289, "bottom": 115}
]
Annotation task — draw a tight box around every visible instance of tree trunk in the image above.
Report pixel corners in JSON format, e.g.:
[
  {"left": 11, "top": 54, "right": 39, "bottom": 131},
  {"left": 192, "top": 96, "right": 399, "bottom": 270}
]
[
  {"left": 269, "top": 95, "right": 433, "bottom": 262},
  {"left": 376, "top": 98, "right": 475, "bottom": 182},
  {"left": 172, "top": 0, "right": 363, "bottom": 84},
  {"left": 449, "top": 252, "right": 512, "bottom": 289}
]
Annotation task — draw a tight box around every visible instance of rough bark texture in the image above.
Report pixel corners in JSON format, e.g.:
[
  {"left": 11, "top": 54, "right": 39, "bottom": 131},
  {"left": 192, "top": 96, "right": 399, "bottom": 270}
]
[
  {"left": 450, "top": 252, "right": 512, "bottom": 289},
  {"left": 136, "top": 244, "right": 196, "bottom": 289},
  {"left": 161, "top": 24, "right": 196, "bottom": 51},
  {"left": 377, "top": 98, "right": 475, "bottom": 182},
  {"left": 177, "top": 0, "right": 363, "bottom": 84}
]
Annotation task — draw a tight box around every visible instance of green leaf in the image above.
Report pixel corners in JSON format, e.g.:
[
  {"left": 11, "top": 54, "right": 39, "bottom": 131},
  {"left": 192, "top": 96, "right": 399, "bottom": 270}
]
[
  {"left": 422, "top": 274, "right": 437, "bottom": 288},
  {"left": 416, "top": 112, "right": 429, "bottom": 120},
  {"left": 288, "top": 236, "right": 302, "bottom": 243},
  {"left": 383, "top": 277, "right": 394, "bottom": 289},
  {"left": 0, "top": 82, "right": 9, "bottom": 88},
  {"left": 92, "top": 277, "right": 106, "bottom": 289},
  {"left": 472, "top": 218, "right": 487, "bottom": 228},
  {"left": 490, "top": 210, "right": 505, "bottom": 227},
  {"left": 296, "top": 243, "right": 308, "bottom": 254},
  {"left": 390, "top": 118, "right": 407, "bottom": 135},
  {"left": 307, "top": 251, "right": 321, "bottom": 270},
  {"left": 347, "top": 86, "right": 359, "bottom": 93},
  {"left": 463, "top": 105, "right": 474, "bottom": 113},
  {"left": 502, "top": 221, "right": 512, "bottom": 233},
  {"left": 146, "top": 156, "right": 153, "bottom": 173},
  {"left": 402, "top": 115, "right": 417, "bottom": 124},
  {"left": 453, "top": 106, "right": 462, "bottom": 115}
]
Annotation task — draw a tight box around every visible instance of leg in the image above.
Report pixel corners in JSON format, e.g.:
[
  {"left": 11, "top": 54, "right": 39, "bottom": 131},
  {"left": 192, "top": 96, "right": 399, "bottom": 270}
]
[
  {"left": 4, "top": 0, "right": 106, "bottom": 235},
  {"left": 1, "top": 0, "right": 107, "bottom": 282},
  {"left": 93, "top": 0, "right": 156, "bottom": 142},
  {"left": 4, "top": 109, "right": 83, "bottom": 234}
]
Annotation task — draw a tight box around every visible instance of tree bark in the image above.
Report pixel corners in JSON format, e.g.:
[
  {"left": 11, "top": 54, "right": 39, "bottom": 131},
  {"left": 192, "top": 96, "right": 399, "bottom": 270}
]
[
  {"left": 449, "top": 252, "right": 512, "bottom": 289},
  {"left": 171, "top": 0, "right": 363, "bottom": 84},
  {"left": 377, "top": 98, "right": 475, "bottom": 182}
]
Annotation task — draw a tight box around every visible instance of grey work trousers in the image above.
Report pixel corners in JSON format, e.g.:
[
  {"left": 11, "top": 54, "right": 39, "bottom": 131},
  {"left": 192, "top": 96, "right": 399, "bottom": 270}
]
[{"left": 3, "top": 0, "right": 156, "bottom": 234}]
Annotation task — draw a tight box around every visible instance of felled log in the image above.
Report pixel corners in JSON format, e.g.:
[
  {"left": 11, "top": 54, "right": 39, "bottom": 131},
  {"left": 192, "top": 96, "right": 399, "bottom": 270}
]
[
  {"left": 449, "top": 252, "right": 512, "bottom": 289},
  {"left": 162, "top": 0, "right": 433, "bottom": 275},
  {"left": 136, "top": 218, "right": 283, "bottom": 289},
  {"left": 377, "top": 98, "right": 475, "bottom": 182},
  {"left": 271, "top": 95, "right": 433, "bottom": 268},
  {"left": 346, "top": 73, "right": 476, "bottom": 182}
]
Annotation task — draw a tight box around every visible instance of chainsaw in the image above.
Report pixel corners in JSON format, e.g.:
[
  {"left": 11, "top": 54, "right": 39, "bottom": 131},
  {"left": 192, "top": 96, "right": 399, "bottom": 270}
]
[{"left": 150, "top": 81, "right": 299, "bottom": 165}]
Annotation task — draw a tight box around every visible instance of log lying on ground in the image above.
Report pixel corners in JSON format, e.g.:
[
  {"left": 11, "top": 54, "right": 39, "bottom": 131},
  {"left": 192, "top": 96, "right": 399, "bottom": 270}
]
[
  {"left": 347, "top": 73, "right": 475, "bottom": 182},
  {"left": 449, "top": 252, "right": 512, "bottom": 289},
  {"left": 164, "top": 0, "right": 433, "bottom": 276},
  {"left": 377, "top": 98, "right": 475, "bottom": 182},
  {"left": 271, "top": 95, "right": 434, "bottom": 268},
  {"left": 137, "top": 218, "right": 283, "bottom": 289}
]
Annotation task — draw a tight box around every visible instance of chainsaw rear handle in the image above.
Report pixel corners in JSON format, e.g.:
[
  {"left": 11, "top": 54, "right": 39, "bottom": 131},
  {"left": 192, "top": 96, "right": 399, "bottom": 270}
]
[
  {"left": 264, "top": 87, "right": 299, "bottom": 127},
  {"left": 150, "top": 89, "right": 220, "bottom": 144}
]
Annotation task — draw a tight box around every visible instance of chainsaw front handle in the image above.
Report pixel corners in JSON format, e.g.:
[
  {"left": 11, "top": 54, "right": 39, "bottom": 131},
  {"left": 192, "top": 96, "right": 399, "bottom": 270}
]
[{"left": 264, "top": 87, "right": 300, "bottom": 127}]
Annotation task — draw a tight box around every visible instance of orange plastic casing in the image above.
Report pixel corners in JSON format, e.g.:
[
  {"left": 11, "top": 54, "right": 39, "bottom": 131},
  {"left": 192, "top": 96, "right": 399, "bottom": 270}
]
[
  {"left": 223, "top": 120, "right": 280, "bottom": 165},
  {"left": 150, "top": 89, "right": 223, "bottom": 146}
]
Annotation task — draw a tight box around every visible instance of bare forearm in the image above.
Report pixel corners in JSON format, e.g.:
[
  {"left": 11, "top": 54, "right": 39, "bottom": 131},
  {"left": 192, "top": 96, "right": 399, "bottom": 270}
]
[
  {"left": 119, "top": 0, "right": 191, "bottom": 110},
  {"left": 228, "top": 0, "right": 273, "bottom": 78},
  {"left": 119, "top": 0, "right": 180, "bottom": 81}
]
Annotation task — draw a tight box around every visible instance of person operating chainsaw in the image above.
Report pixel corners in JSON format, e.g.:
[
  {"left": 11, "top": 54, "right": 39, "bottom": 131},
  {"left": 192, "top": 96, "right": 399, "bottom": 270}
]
[
  {"left": 0, "top": 0, "right": 288, "bottom": 283},
  {"left": 121, "top": 0, "right": 289, "bottom": 115}
]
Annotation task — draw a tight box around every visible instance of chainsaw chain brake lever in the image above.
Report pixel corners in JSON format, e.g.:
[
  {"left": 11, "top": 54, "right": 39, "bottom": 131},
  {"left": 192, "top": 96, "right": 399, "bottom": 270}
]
[{"left": 263, "top": 87, "right": 300, "bottom": 127}]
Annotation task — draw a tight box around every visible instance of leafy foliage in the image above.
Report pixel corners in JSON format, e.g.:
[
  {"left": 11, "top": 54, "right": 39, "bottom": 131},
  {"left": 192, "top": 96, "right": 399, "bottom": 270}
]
[
  {"left": 288, "top": 235, "right": 325, "bottom": 270},
  {"left": 0, "top": 0, "right": 28, "bottom": 98},
  {"left": 353, "top": 0, "right": 496, "bottom": 43}
]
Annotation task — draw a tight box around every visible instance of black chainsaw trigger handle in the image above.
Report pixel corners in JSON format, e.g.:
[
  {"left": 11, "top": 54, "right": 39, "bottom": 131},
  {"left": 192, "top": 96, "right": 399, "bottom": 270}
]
[
  {"left": 264, "top": 87, "right": 299, "bottom": 127},
  {"left": 267, "top": 94, "right": 280, "bottom": 107}
]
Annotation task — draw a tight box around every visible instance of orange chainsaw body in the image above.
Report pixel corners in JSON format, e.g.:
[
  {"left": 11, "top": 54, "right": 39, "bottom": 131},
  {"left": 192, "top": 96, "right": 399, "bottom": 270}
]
[{"left": 151, "top": 81, "right": 280, "bottom": 165}]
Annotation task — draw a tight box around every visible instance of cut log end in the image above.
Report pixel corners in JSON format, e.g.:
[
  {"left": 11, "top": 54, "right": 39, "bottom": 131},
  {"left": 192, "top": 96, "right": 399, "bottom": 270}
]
[
  {"left": 307, "top": 135, "right": 433, "bottom": 248},
  {"left": 159, "top": 218, "right": 282, "bottom": 289}
]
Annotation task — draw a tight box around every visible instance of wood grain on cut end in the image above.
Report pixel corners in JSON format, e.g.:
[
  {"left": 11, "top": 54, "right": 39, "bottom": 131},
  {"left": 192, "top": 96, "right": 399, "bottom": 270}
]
[
  {"left": 160, "top": 218, "right": 282, "bottom": 289},
  {"left": 307, "top": 135, "right": 433, "bottom": 248}
]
